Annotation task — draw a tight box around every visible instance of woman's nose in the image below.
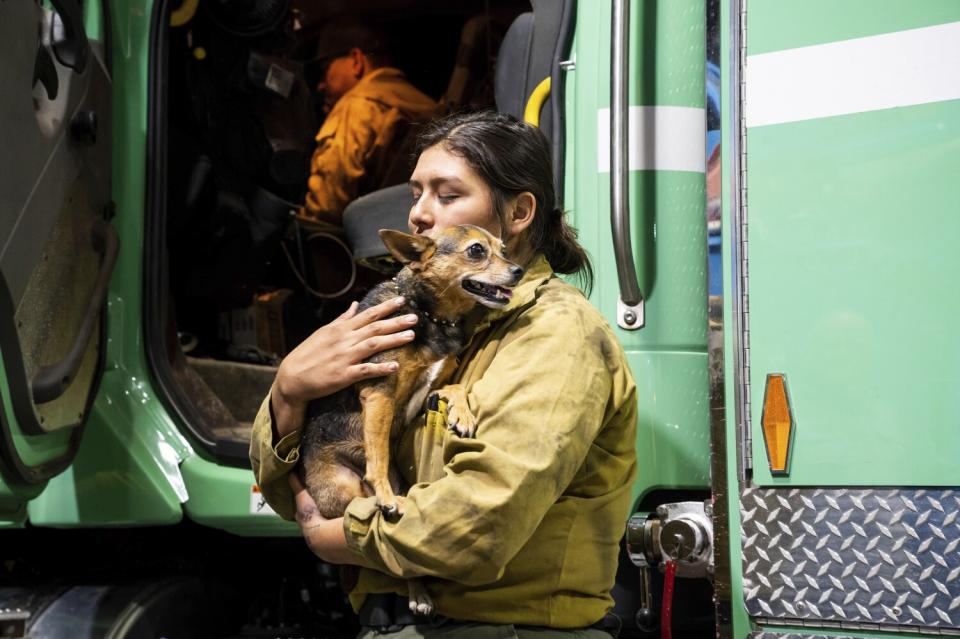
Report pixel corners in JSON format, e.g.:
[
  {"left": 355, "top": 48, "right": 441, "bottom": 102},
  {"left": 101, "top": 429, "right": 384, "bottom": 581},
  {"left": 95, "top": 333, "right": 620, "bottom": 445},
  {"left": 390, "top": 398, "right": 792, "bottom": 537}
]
[{"left": 409, "top": 198, "right": 433, "bottom": 234}]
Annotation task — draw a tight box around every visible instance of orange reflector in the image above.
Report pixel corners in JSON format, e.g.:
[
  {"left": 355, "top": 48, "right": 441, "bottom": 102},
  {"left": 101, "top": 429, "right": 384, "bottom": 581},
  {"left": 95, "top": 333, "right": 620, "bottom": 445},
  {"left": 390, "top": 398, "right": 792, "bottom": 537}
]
[{"left": 761, "top": 374, "right": 794, "bottom": 475}]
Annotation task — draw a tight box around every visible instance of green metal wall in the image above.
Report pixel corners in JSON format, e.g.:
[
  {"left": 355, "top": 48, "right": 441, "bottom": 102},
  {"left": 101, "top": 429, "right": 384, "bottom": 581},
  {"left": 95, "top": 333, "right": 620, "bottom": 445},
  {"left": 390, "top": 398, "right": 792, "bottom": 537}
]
[
  {"left": 744, "top": 2, "right": 960, "bottom": 487},
  {"left": 566, "top": 0, "right": 711, "bottom": 510}
]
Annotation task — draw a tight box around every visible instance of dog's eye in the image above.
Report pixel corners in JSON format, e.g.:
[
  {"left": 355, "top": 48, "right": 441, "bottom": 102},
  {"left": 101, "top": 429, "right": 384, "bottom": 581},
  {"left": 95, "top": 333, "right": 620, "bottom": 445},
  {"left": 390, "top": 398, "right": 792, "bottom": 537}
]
[{"left": 466, "top": 243, "right": 487, "bottom": 260}]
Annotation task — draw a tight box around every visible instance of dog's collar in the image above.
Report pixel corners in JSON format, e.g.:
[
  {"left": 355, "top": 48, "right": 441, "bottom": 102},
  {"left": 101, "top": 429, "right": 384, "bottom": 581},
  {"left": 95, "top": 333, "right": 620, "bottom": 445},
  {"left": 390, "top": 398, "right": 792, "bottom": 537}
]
[{"left": 389, "top": 278, "right": 460, "bottom": 328}]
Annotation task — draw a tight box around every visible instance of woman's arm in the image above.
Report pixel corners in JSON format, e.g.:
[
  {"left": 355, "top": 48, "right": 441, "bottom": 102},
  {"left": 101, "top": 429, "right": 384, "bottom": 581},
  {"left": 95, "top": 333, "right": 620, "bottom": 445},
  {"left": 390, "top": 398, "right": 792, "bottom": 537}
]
[{"left": 289, "top": 472, "right": 361, "bottom": 565}]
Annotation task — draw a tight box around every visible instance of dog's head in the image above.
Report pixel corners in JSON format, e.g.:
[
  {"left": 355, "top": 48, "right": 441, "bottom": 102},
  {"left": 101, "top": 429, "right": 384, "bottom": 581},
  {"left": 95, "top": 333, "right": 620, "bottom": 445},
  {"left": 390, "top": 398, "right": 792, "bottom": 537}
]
[{"left": 379, "top": 225, "right": 524, "bottom": 312}]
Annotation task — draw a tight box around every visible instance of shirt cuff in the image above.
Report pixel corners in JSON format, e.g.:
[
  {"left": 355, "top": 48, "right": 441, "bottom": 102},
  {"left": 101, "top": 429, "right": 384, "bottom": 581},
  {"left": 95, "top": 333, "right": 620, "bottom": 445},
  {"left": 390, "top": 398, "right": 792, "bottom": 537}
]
[
  {"left": 273, "top": 430, "right": 302, "bottom": 466},
  {"left": 343, "top": 496, "right": 381, "bottom": 560}
]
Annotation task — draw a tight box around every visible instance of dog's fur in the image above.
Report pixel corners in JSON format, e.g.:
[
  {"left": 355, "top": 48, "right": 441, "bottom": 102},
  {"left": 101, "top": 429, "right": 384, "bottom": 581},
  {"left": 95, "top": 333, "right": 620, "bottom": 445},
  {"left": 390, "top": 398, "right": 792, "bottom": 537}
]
[{"left": 299, "top": 224, "right": 522, "bottom": 614}]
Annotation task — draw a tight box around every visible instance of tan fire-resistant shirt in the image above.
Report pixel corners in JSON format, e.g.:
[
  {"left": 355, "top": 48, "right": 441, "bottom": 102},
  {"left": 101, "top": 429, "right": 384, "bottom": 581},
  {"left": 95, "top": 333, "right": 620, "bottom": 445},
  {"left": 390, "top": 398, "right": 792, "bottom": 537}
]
[
  {"left": 302, "top": 67, "right": 438, "bottom": 224},
  {"left": 249, "top": 255, "right": 638, "bottom": 628}
]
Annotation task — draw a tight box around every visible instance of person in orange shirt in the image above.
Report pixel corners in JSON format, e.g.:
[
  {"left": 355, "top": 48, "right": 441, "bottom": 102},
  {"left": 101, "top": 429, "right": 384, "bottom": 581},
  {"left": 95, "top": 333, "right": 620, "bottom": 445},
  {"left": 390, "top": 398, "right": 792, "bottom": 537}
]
[{"left": 303, "top": 19, "right": 438, "bottom": 225}]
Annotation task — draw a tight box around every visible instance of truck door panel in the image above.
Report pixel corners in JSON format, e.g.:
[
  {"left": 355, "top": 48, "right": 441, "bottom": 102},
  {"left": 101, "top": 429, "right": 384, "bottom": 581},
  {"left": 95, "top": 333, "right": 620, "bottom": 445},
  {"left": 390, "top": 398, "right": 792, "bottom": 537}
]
[{"left": 0, "top": 0, "right": 113, "bottom": 504}]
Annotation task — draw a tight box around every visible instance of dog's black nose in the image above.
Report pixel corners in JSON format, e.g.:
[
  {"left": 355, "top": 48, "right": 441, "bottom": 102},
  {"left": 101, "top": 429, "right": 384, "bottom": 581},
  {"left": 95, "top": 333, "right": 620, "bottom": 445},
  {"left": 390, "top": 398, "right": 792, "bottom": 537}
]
[{"left": 510, "top": 265, "right": 524, "bottom": 282}]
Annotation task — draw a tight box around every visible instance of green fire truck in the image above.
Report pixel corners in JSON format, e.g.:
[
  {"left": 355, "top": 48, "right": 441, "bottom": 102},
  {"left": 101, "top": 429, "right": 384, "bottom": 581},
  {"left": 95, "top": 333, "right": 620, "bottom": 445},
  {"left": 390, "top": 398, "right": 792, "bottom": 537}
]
[{"left": 1, "top": 0, "right": 958, "bottom": 637}]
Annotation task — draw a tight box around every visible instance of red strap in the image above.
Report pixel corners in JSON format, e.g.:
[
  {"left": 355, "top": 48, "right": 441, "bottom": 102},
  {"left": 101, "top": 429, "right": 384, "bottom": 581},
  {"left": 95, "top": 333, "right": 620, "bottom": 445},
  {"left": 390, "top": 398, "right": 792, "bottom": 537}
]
[{"left": 661, "top": 559, "right": 677, "bottom": 639}]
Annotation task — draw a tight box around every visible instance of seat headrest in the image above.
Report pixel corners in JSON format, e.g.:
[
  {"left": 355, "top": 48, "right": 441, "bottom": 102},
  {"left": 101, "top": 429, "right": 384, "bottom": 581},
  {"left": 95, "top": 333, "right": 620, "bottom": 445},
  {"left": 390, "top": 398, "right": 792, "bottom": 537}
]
[
  {"left": 495, "top": 12, "right": 535, "bottom": 119},
  {"left": 342, "top": 183, "right": 411, "bottom": 265}
]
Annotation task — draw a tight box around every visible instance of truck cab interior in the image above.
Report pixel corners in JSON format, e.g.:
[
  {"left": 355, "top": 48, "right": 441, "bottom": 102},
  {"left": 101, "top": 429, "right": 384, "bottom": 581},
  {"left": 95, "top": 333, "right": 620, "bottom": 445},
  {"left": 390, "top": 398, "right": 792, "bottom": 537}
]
[{"left": 145, "top": 0, "right": 574, "bottom": 465}]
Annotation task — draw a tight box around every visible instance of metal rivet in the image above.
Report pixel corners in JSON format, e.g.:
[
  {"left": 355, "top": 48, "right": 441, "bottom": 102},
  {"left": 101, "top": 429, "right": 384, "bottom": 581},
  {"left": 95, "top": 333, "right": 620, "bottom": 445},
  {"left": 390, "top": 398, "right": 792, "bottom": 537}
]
[{"left": 624, "top": 311, "right": 637, "bottom": 325}]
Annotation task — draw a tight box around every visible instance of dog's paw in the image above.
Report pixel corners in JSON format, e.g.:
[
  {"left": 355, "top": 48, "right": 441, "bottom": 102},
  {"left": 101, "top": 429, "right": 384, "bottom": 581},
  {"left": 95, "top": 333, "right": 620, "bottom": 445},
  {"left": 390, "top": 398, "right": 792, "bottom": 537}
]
[
  {"left": 407, "top": 582, "right": 434, "bottom": 617},
  {"left": 446, "top": 403, "right": 477, "bottom": 438},
  {"left": 414, "top": 599, "right": 434, "bottom": 616},
  {"left": 378, "top": 495, "right": 406, "bottom": 522}
]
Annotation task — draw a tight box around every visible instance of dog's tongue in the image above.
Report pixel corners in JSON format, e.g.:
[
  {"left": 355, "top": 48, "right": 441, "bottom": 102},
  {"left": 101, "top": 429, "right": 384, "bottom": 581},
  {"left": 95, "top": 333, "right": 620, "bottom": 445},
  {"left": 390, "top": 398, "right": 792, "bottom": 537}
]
[{"left": 497, "top": 287, "right": 513, "bottom": 301}]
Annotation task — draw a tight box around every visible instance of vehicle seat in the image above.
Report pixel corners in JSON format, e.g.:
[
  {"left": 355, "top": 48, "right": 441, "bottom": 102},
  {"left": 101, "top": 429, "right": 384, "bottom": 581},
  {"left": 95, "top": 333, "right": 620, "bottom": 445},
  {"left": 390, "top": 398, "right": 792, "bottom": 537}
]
[
  {"left": 342, "top": 184, "right": 410, "bottom": 273},
  {"left": 494, "top": 12, "right": 535, "bottom": 120},
  {"left": 439, "top": 15, "right": 506, "bottom": 113}
]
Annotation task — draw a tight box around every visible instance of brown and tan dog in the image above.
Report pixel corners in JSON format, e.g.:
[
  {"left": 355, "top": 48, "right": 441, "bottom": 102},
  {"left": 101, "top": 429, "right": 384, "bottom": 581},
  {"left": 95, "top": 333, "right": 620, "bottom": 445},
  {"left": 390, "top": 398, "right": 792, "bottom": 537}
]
[{"left": 299, "top": 224, "right": 522, "bottom": 613}]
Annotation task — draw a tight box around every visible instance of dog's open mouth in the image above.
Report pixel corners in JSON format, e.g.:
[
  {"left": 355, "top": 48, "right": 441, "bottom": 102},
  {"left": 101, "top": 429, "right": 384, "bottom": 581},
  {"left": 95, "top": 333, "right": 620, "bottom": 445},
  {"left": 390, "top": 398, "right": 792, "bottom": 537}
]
[{"left": 462, "top": 278, "right": 513, "bottom": 305}]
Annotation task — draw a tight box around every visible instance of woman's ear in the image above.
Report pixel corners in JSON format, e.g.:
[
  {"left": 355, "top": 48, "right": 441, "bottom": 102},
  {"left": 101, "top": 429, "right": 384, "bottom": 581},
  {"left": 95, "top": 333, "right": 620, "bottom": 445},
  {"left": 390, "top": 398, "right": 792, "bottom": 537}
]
[{"left": 506, "top": 192, "right": 537, "bottom": 238}]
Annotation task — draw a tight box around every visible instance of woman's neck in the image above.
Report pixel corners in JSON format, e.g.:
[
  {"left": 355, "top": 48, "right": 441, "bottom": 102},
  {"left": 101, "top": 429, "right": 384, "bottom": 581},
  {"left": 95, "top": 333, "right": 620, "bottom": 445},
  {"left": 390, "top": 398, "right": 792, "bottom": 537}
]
[{"left": 507, "top": 238, "right": 536, "bottom": 271}]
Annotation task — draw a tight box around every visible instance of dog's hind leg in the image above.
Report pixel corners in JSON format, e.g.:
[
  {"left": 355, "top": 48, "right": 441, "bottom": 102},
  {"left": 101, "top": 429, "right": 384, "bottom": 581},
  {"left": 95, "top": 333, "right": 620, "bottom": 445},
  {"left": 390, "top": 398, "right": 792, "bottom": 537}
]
[
  {"left": 407, "top": 579, "right": 434, "bottom": 616},
  {"left": 358, "top": 388, "right": 402, "bottom": 519},
  {"left": 303, "top": 447, "right": 368, "bottom": 519}
]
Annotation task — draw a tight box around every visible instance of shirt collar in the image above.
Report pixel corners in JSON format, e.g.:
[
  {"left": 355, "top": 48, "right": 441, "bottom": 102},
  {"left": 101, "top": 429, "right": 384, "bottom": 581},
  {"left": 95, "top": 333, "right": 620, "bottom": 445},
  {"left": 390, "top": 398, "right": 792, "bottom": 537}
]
[{"left": 350, "top": 67, "right": 401, "bottom": 93}]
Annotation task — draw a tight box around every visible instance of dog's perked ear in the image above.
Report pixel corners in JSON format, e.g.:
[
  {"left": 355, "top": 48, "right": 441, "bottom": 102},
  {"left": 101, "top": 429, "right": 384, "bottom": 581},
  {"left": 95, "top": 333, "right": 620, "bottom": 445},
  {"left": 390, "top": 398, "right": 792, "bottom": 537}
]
[{"left": 379, "top": 230, "right": 436, "bottom": 269}]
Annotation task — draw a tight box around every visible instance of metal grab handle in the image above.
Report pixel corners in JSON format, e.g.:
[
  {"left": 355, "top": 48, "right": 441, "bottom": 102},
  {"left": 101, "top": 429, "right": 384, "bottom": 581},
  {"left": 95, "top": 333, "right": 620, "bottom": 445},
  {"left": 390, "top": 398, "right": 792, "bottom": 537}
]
[
  {"left": 32, "top": 219, "right": 118, "bottom": 404},
  {"left": 611, "top": 0, "right": 645, "bottom": 330}
]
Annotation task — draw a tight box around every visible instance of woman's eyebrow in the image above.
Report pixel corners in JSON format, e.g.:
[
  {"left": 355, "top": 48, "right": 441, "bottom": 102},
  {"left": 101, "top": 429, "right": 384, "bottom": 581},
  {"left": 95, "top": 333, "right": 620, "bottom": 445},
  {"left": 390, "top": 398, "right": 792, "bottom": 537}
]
[
  {"left": 408, "top": 175, "right": 467, "bottom": 189},
  {"left": 429, "top": 176, "right": 466, "bottom": 188}
]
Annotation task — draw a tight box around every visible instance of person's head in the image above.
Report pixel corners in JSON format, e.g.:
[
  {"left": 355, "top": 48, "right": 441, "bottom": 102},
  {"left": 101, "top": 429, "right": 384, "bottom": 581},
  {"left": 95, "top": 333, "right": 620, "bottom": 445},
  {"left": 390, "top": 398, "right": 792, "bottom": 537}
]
[
  {"left": 407, "top": 110, "right": 592, "bottom": 290},
  {"left": 309, "top": 18, "right": 390, "bottom": 112}
]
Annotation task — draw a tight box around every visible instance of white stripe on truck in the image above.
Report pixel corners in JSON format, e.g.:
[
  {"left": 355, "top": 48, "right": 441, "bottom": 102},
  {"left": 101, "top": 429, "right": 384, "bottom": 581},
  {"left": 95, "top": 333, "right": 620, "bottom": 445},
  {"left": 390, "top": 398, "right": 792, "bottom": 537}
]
[
  {"left": 746, "top": 21, "right": 960, "bottom": 128},
  {"left": 597, "top": 106, "right": 706, "bottom": 174}
]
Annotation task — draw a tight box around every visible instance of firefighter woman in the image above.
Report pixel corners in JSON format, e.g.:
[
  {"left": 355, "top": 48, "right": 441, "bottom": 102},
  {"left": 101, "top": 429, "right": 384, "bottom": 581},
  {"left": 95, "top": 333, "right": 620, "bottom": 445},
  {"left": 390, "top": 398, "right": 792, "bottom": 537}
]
[{"left": 251, "top": 111, "right": 637, "bottom": 638}]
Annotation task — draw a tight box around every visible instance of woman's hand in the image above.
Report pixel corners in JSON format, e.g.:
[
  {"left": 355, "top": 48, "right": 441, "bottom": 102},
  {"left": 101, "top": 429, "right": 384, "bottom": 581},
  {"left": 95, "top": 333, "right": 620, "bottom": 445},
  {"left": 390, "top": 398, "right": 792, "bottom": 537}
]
[{"left": 271, "top": 297, "right": 417, "bottom": 439}]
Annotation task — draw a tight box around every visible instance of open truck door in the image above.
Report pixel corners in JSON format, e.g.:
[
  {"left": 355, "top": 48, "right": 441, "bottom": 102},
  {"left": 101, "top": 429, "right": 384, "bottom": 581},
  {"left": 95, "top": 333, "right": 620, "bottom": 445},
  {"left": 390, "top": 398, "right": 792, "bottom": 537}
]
[
  {"left": 0, "top": 0, "right": 115, "bottom": 524},
  {"left": 717, "top": 3, "right": 960, "bottom": 636}
]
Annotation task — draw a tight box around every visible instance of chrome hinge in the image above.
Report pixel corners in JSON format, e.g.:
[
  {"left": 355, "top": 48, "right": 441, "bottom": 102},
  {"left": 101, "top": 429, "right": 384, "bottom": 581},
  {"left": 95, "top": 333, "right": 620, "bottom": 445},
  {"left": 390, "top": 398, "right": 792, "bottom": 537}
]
[
  {"left": 755, "top": 617, "right": 960, "bottom": 636},
  {"left": 736, "top": 0, "right": 753, "bottom": 479}
]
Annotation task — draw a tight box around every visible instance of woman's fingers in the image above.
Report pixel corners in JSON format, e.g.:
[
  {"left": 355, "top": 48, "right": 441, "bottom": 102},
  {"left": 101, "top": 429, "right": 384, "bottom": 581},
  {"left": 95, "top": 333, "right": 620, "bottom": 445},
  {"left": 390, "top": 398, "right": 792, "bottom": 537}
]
[
  {"left": 344, "top": 360, "right": 401, "bottom": 384},
  {"left": 359, "top": 313, "right": 418, "bottom": 341},
  {"left": 345, "top": 296, "right": 406, "bottom": 330},
  {"left": 335, "top": 301, "right": 359, "bottom": 322},
  {"left": 357, "top": 329, "right": 416, "bottom": 356}
]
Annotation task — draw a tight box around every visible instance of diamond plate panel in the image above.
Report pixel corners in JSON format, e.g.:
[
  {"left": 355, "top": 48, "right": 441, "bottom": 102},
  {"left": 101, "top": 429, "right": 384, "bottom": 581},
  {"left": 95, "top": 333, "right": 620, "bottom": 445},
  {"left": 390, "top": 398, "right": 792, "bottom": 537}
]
[{"left": 741, "top": 487, "right": 960, "bottom": 629}]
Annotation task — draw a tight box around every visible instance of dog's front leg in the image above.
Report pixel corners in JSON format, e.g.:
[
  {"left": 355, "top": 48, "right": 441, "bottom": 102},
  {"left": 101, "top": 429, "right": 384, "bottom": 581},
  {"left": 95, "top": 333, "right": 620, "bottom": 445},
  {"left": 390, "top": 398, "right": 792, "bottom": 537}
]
[
  {"left": 359, "top": 388, "right": 403, "bottom": 519},
  {"left": 433, "top": 384, "right": 477, "bottom": 438}
]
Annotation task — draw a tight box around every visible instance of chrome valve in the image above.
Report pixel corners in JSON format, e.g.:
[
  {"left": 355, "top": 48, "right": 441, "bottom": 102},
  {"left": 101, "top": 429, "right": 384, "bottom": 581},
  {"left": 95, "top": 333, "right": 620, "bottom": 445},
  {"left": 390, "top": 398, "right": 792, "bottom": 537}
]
[{"left": 626, "top": 500, "right": 714, "bottom": 579}]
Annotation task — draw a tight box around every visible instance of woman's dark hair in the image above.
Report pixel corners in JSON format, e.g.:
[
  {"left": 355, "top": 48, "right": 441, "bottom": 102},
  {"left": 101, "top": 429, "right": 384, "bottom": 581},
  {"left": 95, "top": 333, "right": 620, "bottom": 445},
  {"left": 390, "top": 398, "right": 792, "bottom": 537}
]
[{"left": 414, "top": 110, "right": 593, "bottom": 293}]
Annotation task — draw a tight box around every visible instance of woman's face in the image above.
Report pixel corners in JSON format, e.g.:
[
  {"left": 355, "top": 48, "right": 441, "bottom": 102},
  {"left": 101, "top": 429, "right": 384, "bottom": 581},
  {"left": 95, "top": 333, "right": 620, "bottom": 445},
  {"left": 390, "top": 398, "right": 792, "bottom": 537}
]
[{"left": 408, "top": 145, "right": 501, "bottom": 239}]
